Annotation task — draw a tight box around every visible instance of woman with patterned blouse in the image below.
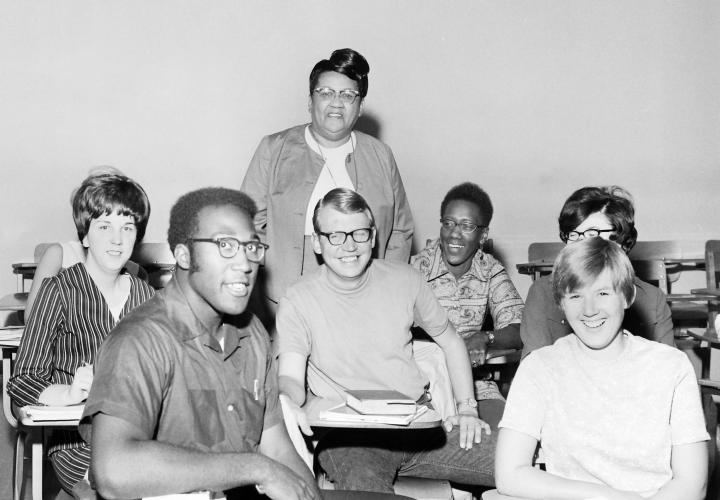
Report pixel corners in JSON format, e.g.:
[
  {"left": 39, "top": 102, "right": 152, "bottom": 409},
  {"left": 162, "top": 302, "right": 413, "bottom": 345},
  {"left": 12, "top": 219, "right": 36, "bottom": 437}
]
[{"left": 8, "top": 173, "right": 155, "bottom": 495}]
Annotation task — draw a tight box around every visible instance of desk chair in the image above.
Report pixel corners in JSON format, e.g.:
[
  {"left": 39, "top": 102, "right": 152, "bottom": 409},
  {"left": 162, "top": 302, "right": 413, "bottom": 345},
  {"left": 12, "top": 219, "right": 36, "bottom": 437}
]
[
  {"left": 281, "top": 342, "right": 473, "bottom": 500},
  {"left": 526, "top": 242, "right": 563, "bottom": 280},
  {"left": 685, "top": 240, "right": 720, "bottom": 496},
  {"left": 632, "top": 258, "right": 708, "bottom": 335},
  {"left": 2, "top": 340, "right": 26, "bottom": 500}
]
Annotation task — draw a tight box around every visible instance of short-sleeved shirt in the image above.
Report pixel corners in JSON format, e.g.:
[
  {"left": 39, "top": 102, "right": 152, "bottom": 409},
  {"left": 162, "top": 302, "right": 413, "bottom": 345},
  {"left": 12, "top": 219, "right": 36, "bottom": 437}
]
[
  {"left": 500, "top": 333, "right": 708, "bottom": 497},
  {"left": 80, "top": 278, "right": 281, "bottom": 453},
  {"left": 276, "top": 259, "right": 449, "bottom": 401},
  {"left": 520, "top": 274, "right": 674, "bottom": 358},
  {"left": 411, "top": 239, "right": 524, "bottom": 339}
]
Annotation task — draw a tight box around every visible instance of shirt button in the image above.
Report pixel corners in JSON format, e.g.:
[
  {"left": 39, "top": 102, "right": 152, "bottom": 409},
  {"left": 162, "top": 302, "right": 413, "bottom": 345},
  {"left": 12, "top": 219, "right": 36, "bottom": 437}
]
[{"left": 227, "top": 404, "right": 235, "bottom": 412}]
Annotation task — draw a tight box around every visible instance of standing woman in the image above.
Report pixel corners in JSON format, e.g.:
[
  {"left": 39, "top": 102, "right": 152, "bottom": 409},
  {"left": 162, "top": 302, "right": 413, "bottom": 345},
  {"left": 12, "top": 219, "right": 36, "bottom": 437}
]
[
  {"left": 242, "top": 48, "right": 414, "bottom": 318},
  {"left": 8, "top": 174, "right": 155, "bottom": 496}
]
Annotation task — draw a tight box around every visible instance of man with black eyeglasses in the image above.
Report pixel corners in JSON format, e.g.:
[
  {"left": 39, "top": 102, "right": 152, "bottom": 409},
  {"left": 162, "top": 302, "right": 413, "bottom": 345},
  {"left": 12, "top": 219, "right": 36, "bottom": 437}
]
[
  {"left": 78, "top": 188, "right": 322, "bottom": 500},
  {"left": 411, "top": 182, "right": 524, "bottom": 426},
  {"left": 276, "top": 188, "right": 496, "bottom": 493}
]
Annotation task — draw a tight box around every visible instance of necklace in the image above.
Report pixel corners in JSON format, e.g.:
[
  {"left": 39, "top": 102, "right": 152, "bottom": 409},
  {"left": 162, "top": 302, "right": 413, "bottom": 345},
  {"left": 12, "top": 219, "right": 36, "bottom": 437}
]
[{"left": 309, "top": 127, "right": 355, "bottom": 187}]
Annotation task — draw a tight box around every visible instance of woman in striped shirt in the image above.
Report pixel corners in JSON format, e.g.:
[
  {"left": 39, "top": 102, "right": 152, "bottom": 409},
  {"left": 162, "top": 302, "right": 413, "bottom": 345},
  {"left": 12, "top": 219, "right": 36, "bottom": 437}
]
[{"left": 8, "top": 173, "right": 155, "bottom": 496}]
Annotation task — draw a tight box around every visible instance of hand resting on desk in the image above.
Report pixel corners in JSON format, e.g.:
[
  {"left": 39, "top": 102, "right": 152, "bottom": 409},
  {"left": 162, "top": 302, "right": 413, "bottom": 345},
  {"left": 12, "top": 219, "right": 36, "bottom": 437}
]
[{"left": 39, "top": 363, "right": 93, "bottom": 406}]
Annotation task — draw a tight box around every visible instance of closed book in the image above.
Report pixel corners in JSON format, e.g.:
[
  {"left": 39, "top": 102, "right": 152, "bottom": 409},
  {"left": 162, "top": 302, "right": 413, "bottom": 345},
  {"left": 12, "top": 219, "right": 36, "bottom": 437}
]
[{"left": 345, "top": 389, "right": 416, "bottom": 415}]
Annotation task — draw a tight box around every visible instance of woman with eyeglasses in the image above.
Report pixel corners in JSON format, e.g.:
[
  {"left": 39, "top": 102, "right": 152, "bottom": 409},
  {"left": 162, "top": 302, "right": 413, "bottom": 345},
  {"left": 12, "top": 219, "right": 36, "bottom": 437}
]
[
  {"left": 241, "top": 48, "right": 413, "bottom": 325},
  {"left": 520, "top": 186, "right": 673, "bottom": 358}
]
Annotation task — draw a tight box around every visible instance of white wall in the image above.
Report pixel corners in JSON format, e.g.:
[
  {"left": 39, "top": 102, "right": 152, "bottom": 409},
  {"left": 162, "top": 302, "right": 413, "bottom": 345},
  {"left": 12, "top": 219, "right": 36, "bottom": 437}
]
[{"left": 1, "top": 0, "right": 719, "bottom": 305}]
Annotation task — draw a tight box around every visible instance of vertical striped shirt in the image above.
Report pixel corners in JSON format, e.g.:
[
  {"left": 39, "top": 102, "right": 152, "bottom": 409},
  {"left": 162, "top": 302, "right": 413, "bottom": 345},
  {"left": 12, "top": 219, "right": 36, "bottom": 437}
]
[{"left": 8, "top": 263, "right": 155, "bottom": 406}]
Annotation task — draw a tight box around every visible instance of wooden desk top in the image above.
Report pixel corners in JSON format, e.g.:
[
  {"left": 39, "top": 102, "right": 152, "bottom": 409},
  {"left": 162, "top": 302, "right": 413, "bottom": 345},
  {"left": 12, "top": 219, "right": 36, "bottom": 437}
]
[
  {"left": 0, "top": 327, "right": 22, "bottom": 347},
  {"left": 0, "top": 292, "right": 28, "bottom": 311},
  {"left": 304, "top": 397, "right": 442, "bottom": 430},
  {"left": 485, "top": 348, "right": 521, "bottom": 365},
  {"left": 685, "top": 329, "right": 720, "bottom": 347},
  {"left": 11, "top": 262, "right": 36, "bottom": 273},
  {"left": 518, "top": 257, "right": 706, "bottom": 276}
]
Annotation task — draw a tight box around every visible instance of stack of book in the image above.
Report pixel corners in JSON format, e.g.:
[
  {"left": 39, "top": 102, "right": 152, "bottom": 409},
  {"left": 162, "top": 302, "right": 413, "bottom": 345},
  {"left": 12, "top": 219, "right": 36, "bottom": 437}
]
[
  {"left": 319, "top": 389, "right": 427, "bottom": 426},
  {"left": 20, "top": 404, "right": 85, "bottom": 422}
]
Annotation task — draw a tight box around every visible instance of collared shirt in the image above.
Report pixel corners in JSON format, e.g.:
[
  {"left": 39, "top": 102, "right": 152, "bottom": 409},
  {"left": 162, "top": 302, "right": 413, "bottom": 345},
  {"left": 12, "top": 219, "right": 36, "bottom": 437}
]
[
  {"left": 80, "top": 278, "right": 281, "bottom": 454},
  {"left": 411, "top": 239, "right": 524, "bottom": 340}
]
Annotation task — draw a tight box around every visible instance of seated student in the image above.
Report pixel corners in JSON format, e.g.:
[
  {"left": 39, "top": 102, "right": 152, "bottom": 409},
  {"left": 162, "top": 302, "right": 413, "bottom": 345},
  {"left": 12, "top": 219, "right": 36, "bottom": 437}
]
[
  {"left": 411, "top": 182, "right": 523, "bottom": 408},
  {"left": 277, "top": 188, "right": 496, "bottom": 493},
  {"left": 80, "top": 188, "right": 401, "bottom": 500},
  {"left": 520, "top": 186, "right": 673, "bottom": 358},
  {"left": 8, "top": 173, "right": 155, "bottom": 497},
  {"left": 495, "top": 237, "right": 708, "bottom": 500}
]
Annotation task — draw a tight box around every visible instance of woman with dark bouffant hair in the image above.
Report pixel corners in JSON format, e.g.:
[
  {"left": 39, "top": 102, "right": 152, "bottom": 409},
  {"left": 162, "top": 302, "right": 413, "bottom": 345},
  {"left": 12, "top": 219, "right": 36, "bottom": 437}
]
[
  {"left": 242, "top": 48, "right": 413, "bottom": 325},
  {"left": 520, "top": 186, "right": 673, "bottom": 358},
  {"left": 8, "top": 173, "right": 155, "bottom": 496}
]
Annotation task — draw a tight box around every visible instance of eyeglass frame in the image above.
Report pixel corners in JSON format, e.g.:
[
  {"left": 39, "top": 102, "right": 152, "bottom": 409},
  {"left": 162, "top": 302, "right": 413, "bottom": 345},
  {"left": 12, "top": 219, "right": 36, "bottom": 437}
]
[
  {"left": 312, "top": 87, "right": 362, "bottom": 105},
  {"left": 439, "top": 218, "right": 486, "bottom": 235},
  {"left": 187, "top": 237, "right": 269, "bottom": 263},
  {"left": 316, "top": 227, "right": 375, "bottom": 246},
  {"left": 560, "top": 228, "right": 615, "bottom": 243}
]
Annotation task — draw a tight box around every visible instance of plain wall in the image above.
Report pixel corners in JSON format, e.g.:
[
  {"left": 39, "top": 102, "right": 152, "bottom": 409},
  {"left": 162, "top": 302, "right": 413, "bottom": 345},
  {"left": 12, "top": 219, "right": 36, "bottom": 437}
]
[{"left": 1, "top": 0, "right": 719, "bottom": 303}]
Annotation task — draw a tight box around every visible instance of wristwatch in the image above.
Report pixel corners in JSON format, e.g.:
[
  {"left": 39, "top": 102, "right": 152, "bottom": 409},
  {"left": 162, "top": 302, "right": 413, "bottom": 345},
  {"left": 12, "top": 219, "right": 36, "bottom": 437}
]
[
  {"left": 456, "top": 398, "right": 478, "bottom": 410},
  {"left": 485, "top": 331, "right": 495, "bottom": 345}
]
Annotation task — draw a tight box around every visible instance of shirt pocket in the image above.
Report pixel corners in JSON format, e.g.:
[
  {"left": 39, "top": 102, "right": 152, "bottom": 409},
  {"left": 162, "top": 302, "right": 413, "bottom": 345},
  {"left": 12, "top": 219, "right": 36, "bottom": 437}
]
[{"left": 187, "top": 389, "right": 224, "bottom": 448}]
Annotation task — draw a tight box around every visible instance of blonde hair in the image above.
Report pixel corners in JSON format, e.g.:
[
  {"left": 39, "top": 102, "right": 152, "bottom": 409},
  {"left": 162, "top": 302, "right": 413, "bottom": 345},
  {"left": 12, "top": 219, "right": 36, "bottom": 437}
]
[{"left": 552, "top": 237, "right": 635, "bottom": 305}]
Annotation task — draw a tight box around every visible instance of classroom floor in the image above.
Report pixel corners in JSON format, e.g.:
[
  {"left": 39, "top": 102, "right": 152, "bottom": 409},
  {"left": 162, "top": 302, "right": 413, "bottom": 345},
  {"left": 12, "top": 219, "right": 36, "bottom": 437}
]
[{"left": 0, "top": 419, "right": 66, "bottom": 500}]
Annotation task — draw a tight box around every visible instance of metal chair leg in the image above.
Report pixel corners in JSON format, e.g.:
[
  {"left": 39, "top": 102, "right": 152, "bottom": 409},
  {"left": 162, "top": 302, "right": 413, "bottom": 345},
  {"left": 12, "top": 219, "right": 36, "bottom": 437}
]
[{"left": 14, "top": 428, "right": 26, "bottom": 500}]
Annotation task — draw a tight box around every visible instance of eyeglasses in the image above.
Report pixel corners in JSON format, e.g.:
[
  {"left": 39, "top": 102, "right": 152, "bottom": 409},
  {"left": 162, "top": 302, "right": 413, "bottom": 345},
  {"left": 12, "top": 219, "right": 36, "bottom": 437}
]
[
  {"left": 313, "top": 87, "right": 361, "bottom": 105},
  {"left": 562, "top": 228, "right": 615, "bottom": 242},
  {"left": 317, "top": 228, "right": 374, "bottom": 246},
  {"left": 440, "top": 218, "right": 485, "bottom": 235},
  {"left": 188, "top": 237, "right": 269, "bottom": 262}
]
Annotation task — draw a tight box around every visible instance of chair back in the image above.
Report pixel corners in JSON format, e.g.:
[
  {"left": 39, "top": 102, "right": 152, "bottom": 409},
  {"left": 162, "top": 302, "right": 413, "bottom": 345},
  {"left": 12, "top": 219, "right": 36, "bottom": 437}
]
[
  {"left": 632, "top": 259, "right": 669, "bottom": 293},
  {"left": 629, "top": 240, "right": 684, "bottom": 290},
  {"left": 705, "top": 240, "right": 720, "bottom": 335},
  {"left": 130, "top": 242, "right": 175, "bottom": 289},
  {"left": 706, "top": 240, "right": 720, "bottom": 290},
  {"left": 528, "top": 242, "right": 563, "bottom": 263}
]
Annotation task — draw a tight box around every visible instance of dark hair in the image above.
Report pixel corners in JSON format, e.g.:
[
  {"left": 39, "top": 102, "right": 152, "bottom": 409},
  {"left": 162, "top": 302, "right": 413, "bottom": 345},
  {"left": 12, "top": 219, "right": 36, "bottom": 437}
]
[
  {"left": 72, "top": 173, "right": 150, "bottom": 242},
  {"left": 168, "top": 188, "right": 257, "bottom": 252},
  {"left": 552, "top": 237, "right": 635, "bottom": 306},
  {"left": 312, "top": 188, "right": 375, "bottom": 233},
  {"left": 440, "top": 182, "right": 494, "bottom": 226},
  {"left": 558, "top": 186, "right": 638, "bottom": 252},
  {"left": 309, "top": 48, "right": 370, "bottom": 98}
]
